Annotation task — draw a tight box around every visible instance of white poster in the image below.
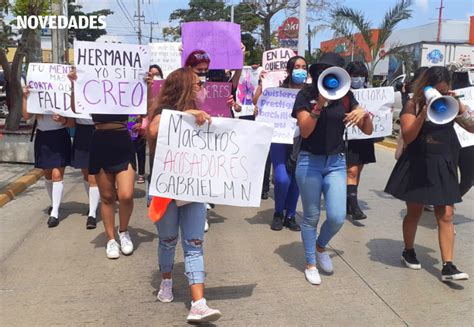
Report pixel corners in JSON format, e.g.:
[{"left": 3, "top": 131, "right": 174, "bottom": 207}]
[
  {"left": 262, "top": 48, "right": 295, "bottom": 72},
  {"left": 149, "top": 110, "right": 273, "bottom": 207},
  {"left": 26, "top": 63, "right": 90, "bottom": 118},
  {"left": 347, "top": 87, "right": 395, "bottom": 140},
  {"left": 235, "top": 66, "right": 261, "bottom": 117},
  {"left": 149, "top": 42, "right": 181, "bottom": 78},
  {"left": 74, "top": 41, "right": 150, "bottom": 115},
  {"left": 256, "top": 87, "right": 298, "bottom": 144},
  {"left": 261, "top": 71, "right": 287, "bottom": 91},
  {"left": 454, "top": 86, "right": 474, "bottom": 148}
]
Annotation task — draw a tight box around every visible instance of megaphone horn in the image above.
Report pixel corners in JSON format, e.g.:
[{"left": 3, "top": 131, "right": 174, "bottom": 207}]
[
  {"left": 317, "top": 66, "right": 351, "bottom": 100},
  {"left": 424, "top": 86, "right": 459, "bottom": 125}
]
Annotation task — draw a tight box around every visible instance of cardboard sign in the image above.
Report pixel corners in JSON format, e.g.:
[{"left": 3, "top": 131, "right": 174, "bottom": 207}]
[
  {"left": 261, "top": 71, "right": 287, "bottom": 90},
  {"left": 149, "top": 42, "right": 181, "bottom": 78},
  {"left": 235, "top": 66, "right": 262, "bottom": 117},
  {"left": 181, "top": 22, "right": 243, "bottom": 70},
  {"left": 26, "top": 63, "right": 90, "bottom": 118},
  {"left": 262, "top": 48, "right": 295, "bottom": 72},
  {"left": 256, "top": 87, "right": 298, "bottom": 144},
  {"left": 453, "top": 86, "right": 474, "bottom": 148},
  {"left": 74, "top": 41, "right": 150, "bottom": 115},
  {"left": 149, "top": 110, "right": 273, "bottom": 207},
  {"left": 347, "top": 87, "right": 395, "bottom": 140}
]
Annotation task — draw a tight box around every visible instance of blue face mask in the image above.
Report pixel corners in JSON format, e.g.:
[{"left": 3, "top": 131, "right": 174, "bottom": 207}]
[
  {"left": 292, "top": 69, "right": 307, "bottom": 84},
  {"left": 351, "top": 77, "right": 365, "bottom": 89}
]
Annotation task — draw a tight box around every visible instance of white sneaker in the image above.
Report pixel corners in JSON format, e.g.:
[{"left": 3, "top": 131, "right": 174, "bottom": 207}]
[
  {"left": 157, "top": 279, "right": 174, "bottom": 303},
  {"left": 204, "top": 219, "right": 209, "bottom": 232},
  {"left": 187, "top": 298, "right": 221, "bottom": 323},
  {"left": 118, "top": 229, "right": 134, "bottom": 255},
  {"left": 304, "top": 267, "right": 321, "bottom": 285},
  {"left": 316, "top": 251, "right": 334, "bottom": 273},
  {"left": 106, "top": 239, "right": 120, "bottom": 259}
]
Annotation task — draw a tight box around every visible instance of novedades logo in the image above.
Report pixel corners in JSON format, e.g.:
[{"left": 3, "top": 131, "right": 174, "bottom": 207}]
[{"left": 16, "top": 15, "right": 107, "bottom": 29}]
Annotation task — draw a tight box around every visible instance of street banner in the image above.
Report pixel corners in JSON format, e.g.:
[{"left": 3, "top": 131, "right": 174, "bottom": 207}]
[
  {"left": 235, "top": 66, "right": 261, "bottom": 117},
  {"left": 262, "top": 48, "right": 295, "bottom": 72},
  {"left": 261, "top": 71, "right": 287, "bottom": 90},
  {"left": 26, "top": 63, "right": 90, "bottom": 118},
  {"left": 454, "top": 86, "right": 474, "bottom": 148},
  {"left": 74, "top": 41, "right": 150, "bottom": 114},
  {"left": 149, "top": 42, "right": 181, "bottom": 77},
  {"left": 181, "top": 22, "right": 243, "bottom": 70},
  {"left": 347, "top": 87, "right": 395, "bottom": 140},
  {"left": 149, "top": 110, "right": 273, "bottom": 207},
  {"left": 256, "top": 87, "right": 298, "bottom": 144}
]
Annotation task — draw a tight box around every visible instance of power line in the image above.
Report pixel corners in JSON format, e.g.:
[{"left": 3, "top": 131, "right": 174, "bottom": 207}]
[{"left": 116, "top": 0, "right": 136, "bottom": 30}]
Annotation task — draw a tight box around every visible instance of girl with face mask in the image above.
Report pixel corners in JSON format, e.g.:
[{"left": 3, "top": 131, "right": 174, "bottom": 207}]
[{"left": 345, "top": 61, "right": 374, "bottom": 221}]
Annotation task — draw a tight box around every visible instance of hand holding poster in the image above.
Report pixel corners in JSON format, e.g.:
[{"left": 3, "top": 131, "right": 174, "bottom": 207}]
[
  {"left": 181, "top": 22, "right": 243, "bottom": 70},
  {"left": 74, "top": 41, "right": 150, "bottom": 115},
  {"left": 256, "top": 87, "right": 298, "bottom": 144},
  {"left": 453, "top": 86, "right": 474, "bottom": 148},
  {"left": 149, "top": 110, "right": 273, "bottom": 207},
  {"left": 347, "top": 87, "right": 395, "bottom": 140},
  {"left": 149, "top": 42, "right": 181, "bottom": 78},
  {"left": 26, "top": 63, "right": 90, "bottom": 118}
]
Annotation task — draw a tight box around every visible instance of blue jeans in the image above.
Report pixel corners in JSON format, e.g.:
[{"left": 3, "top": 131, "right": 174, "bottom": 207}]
[
  {"left": 270, "top": 143, "right": 300, "bottom": 217},
  {"left": 155, "top": 201, "right": 206, "bottom": 285},
  {"left": 295, "top": 151, "right": 347, "bottom": 266}
]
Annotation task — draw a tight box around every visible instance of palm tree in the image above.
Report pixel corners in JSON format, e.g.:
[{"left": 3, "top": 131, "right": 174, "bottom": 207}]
[{"left": 331, "top": 0, "right": 412, "bottom": 84}]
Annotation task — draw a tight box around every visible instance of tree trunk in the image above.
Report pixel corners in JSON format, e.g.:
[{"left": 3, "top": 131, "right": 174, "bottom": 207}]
[{"left": 262, "top": 18, "right": 272, "bottom": 50}]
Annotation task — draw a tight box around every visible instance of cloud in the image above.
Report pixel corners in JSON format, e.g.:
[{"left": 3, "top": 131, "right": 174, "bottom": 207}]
[
  {"left": 415, "top": 0, "right": 429, "bottom": 10},
  {"left": 97, "top": 34, "right": 126, "bottom": 44}
]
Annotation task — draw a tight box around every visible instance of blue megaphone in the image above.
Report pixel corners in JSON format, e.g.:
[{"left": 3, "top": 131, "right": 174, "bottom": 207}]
[
  {"left": 424, "top": 86, "right": 447, "bottom": 113},
  {"left": 423, "top": 86, "right": 459, "bottom": 124},
  {"left": 323, "top": 74, "right": 339, "bottom": 89}
]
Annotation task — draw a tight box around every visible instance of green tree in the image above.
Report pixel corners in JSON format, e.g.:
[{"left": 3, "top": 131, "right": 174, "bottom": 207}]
[
  {"left": 67, "top": 0, "right": 113, "bottom": 44},
  {"left": 331, "top": 0, "right": 412, "bottom": 83}
]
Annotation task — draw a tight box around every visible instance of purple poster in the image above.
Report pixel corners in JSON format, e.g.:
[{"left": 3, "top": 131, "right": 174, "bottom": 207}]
[
  {"left": 181, "top": 22, "right": 243, "bottom": 70},
  {"left": 152, "top": 80, "right": 165, "bottom": 97},
  {"left": 202, "top": 82, "right": 232, "bottom": 118}
]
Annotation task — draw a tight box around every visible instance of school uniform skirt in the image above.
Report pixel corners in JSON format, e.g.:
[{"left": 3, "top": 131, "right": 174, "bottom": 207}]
[
  {"left": 346, "top": 139, "right": 376, "bottom": 165},
  {"left": 88, "top": 129, "right": 136, "bottom": 175},
  {"left": 34, "top": 128, "right": 71, "bottom": 169},
  {"left": 72, "top": 123, "right": 95, "bottom": 169}
]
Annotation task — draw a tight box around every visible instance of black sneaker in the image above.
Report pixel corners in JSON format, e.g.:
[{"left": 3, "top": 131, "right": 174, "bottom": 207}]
[
  {"left": 283, "top": 216, "right": 301, "bottom": 231},
  {"left": 47, "top": 216, "right": 59, "bottom": 228},
  {"left": 47, "top": 206, "right": 52, "bottom": 215},
  {"left": 261, "top": 192, "right": 269, "bottom": 200},
  {"left": 271, "top": 212, "right": 283, "bottom": 231},
  {"left": 401, "top": 249, "right": 421, "bottom": 269},
  {"left": 351, "top": 207, "right": 367, "bottom": 220},
  {"left": 441, "top": 262, "right": 469, "bottom": 281},
  {"left": 86, "top": 216, "right": 97, "bottom": 229}
]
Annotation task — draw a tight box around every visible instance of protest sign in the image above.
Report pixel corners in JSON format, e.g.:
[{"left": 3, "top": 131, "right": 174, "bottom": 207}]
[
  {"left": 261, "top": 71, "right": 287, "bottom": 90},
  {"left": 453, "top": 86, "right": 474, "bottom": 148},
  {"left": 181, "top": 22, "right": 243, "bottom": 70},
  {"left": 347, "top": 87, "right": 395, "bottom": 140},
  {"left": 149, "top": 42, "right": 181, "bottom": 77},
  {"left": 26, "top": 63, "right": 90, "bottom": 118},
  {"left": 256, "top": 87, "right": 298, "bottom": 144},
  {"left": 202, "top": 82, "right": 232, "bottom": 117},
  {"left": 235, "top": 66, "right": 261, "bottom": 117},
  {"left": 152, "top": 80, "right": 165, "bottom": 97},
  {"left": 149, "top": 110, "right": 273, "bottom": 207},
  {"left": 262, "top": 48, "right": 295, "bottom": 72},
  {"left": 74, "top": 41, "right": 150, "bottom": 115}
]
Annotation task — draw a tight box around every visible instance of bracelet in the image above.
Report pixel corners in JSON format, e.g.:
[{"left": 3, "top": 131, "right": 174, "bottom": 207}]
[{"left": 310, "top": 111, "right": 320, "bottom": 119}]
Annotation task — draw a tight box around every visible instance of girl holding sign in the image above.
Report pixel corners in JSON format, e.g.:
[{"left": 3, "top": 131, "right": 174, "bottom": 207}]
[
  {"left": 292, "top": 52, "right": 373, "bottom": 285},
  {"left": 68, "top": 69, "right": 135, "bottom": 260},
  {"left": 22, "top": 87, "right": 72, "bottom": 228},
  {"left": 345, "top": 61, "right": 375, "bottom": 221},
  {"left": 385, "top": 66, "right": 473, "bottom": 281},
  {"left": 147, "top": 67, "right": 221, "bottom": 324}
]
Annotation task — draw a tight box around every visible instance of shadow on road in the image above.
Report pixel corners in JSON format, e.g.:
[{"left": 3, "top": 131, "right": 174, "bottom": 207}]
[
  {"left": 89, "top": 226, "right": 155, "bottom": 250},
  {"left": 244, "top": 208, "right": 273, "bottom": 226},
  {"left": 207, "top": 210, "right": 227, "bottom": 225}
]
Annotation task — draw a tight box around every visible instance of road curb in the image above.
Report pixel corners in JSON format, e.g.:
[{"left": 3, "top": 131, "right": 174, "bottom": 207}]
[
  {"left": 376, "top": 139, "right": 397, "bottom": 150},
  {"left": 0, "top": 168, "right": 43, "bottom": 207}
]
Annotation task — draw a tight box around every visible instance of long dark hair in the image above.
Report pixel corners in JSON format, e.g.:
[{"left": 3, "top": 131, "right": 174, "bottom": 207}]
[
  {"left": 412, "top": 66, "right": 450, "bottom": 110},
  {"left": 281, "top": 55, "right": 308, "bottom": 88}
]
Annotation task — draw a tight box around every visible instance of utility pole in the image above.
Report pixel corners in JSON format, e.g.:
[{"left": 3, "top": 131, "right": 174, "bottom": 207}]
[
  {"left": 231, "top": 5, "right": 234, "bottom": 23},
  {"left": 307, "top": 25, "right": 311, "bottom": 58},
  {"left": 144, "top": 21, "right": 158, "bottom": 43},
  {"left": 436, "top": 0, "right": 444, "bottom": 43},
  {"left": 134, "top": 0, "right": 145, "bottom": 44},
  {"left": 297, "top": 0, "right": 307, "bottom": 56},
  {"left": 51, "top": 0, "right": 66, "bottom": 63}
]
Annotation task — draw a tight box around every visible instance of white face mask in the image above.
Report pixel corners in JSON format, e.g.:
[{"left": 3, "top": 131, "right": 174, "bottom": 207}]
[{"left": 351, "top": 76, "right": 365, "bottom": 89}]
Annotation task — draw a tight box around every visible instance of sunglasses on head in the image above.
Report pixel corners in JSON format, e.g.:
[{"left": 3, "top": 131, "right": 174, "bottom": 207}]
[{"left": 193, "top": 53, "right": 209, "bottom": 60}]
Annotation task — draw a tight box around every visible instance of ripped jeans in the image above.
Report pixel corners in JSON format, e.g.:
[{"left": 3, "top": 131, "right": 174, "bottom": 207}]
[{"left": 155, "top": 201, "right": 206, "bottom": 285}]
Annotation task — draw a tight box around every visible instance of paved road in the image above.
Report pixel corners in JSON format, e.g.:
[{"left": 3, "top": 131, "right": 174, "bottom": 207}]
[{"left": 0, "top": 145, "right": 472, "bottom": 326}]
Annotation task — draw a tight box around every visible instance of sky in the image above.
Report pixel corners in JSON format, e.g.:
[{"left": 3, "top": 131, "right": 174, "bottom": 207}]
[{"left": 8, "top": 0, "right": 474, "bottom": 48}]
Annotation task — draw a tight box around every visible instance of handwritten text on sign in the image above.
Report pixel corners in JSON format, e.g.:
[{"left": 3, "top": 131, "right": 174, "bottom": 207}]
[
  {"left": 347, "top": 87, "right": 395, "bottom": 140},
  {"left": 149, "top": 110, "right": 273, "bottom": 207},
  {"left": 149, "top": 42, "right": 181, "bottom": 78},
  {"left": 74, "top": 41, "right": 150, "bottom": 114},
  {"left": 26, "top": 63, "right": 89, "bottom": 118},
  {"left": 181, "top": 22, "right": 243, "bottom": 70},
  {"left": 256, "top": 87, "right": 298, "bottom": 144},
  {"left": 262, "top": 48, "right": 295, "bottom": 72},
  {"left": 454, "top": 86, "right": 474, "bottom": 148}
]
